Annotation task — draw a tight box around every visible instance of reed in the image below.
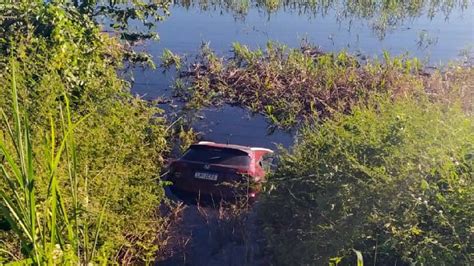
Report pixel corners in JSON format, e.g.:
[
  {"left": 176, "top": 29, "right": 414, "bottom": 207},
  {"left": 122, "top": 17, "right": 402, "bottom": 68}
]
[{"left": 0, "top": 61, "right": 105, "bottom": 264}]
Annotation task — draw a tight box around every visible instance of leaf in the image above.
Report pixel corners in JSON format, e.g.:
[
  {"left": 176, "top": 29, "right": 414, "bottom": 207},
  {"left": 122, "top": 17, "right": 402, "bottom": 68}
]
[
  {"left": 421, "top": 179, "right": 429, "bottom": 191},
  {"left": 329, "top": 256, "right": 343, "bottom": 266},
  {"left": 352, "top": 249, "right": 364, "bottom": 266}
]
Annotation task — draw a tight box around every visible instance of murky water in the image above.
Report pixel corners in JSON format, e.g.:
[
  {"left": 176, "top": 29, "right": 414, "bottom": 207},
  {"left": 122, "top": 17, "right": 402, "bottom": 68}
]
[{"left": 131, "top": 0, "right": 473, "bottom": 148}]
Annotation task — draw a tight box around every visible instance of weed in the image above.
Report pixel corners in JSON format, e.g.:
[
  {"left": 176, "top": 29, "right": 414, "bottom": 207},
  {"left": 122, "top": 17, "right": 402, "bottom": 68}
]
[
  {"left": 1, "top": 3, "right": 171, "bottom": 263},
  {"left": 259, "top": 97, "right": 473, "bottom": 265}
]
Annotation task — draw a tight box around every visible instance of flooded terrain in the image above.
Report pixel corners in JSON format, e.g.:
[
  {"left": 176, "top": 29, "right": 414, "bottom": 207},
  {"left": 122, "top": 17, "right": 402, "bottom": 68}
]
[
  {"left": 132, "top": 1, "right": 473, "bottom": 265},
  {"left": 158, "top": 200, "right": 266, "bottom": 266}
]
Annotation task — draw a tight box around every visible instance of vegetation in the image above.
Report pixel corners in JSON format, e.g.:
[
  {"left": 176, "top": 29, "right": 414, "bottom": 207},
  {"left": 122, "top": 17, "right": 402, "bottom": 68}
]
[
  {"left": 164, "top": 33, "right": 473, "bottom": 266},
  {"left": 0, "top": 1, "right": 171, "bottom": 263},
  {"left": 173, "top": 42, "right": 472, "bottom": 128},
  {"left": 1, "top": 64, "right": 102, "bottom": 264},
  {"left": 161, "top": 49, "right": 183, "bottom": 70},
  {"left": 259, "top": 98, "right": 473, "bottom": 265},
  {"left": 1, "top": 1, "right": 473, "bottom": 265}
]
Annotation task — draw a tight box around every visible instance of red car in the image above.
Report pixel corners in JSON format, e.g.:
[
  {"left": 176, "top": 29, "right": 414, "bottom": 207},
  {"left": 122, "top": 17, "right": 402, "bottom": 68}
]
[{"left": 167, "top": 141, "right": 274, "bottom": 202}]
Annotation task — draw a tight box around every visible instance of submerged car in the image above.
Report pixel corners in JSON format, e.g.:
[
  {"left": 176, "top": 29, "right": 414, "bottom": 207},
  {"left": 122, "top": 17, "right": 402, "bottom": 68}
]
[{"left": 167, "top": 141, "right": 274, "bottom": 202}]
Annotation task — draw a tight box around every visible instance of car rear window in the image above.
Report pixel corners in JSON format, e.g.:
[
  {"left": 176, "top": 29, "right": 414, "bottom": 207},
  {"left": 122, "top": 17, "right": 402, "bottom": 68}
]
[{"left": 181, "top": 145, "right": 250, "bottom": 166}]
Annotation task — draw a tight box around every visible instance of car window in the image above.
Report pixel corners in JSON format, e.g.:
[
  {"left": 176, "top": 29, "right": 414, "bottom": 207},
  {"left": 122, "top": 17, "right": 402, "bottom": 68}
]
[{"left": 181, "top": 146, "right": 250, "bottom": 166}]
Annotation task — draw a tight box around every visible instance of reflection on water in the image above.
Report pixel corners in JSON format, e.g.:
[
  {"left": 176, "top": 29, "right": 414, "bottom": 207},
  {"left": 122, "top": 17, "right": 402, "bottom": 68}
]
[
  {"left": 133, "top": 1, "right": 473, "bottom": 97},
  {"left": 172, "top": 0, "right": 470, "bottom": 39},
  {"left": 132, "top": 0, "right": 473, "bottom": 68}
]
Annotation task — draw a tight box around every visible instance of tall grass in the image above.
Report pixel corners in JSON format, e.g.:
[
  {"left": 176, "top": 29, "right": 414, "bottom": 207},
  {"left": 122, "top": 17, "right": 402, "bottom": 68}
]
[{"left": 0, "top": 61, "right": 105, "bottom": 264}]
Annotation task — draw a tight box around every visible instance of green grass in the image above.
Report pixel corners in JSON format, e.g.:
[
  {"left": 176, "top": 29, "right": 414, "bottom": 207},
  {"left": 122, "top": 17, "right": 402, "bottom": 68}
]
[{"left": 1, "top": 3, "right": 171, "bottom": 262}]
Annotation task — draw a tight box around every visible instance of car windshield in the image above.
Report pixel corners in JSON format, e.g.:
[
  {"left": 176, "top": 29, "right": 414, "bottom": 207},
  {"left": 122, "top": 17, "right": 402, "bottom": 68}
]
[{"left": 181, "top": 146, "right": 250, "bottom": 166}]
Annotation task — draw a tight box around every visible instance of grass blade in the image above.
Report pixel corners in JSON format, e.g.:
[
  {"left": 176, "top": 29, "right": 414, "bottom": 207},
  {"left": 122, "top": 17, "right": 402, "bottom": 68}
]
[{"left": 353, "top": 249, "right": 364, "bottom": 266}]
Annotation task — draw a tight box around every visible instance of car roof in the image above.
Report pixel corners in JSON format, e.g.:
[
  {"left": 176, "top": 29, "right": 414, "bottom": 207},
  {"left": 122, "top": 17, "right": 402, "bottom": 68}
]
[{"left": 192, "top": 141, "right": 273, "bottom": 154}]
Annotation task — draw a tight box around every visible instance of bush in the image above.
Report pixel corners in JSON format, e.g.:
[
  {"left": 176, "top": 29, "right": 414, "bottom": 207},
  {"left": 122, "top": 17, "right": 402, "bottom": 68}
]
[
  {"left": 0, "top": 2, "right": 169, "bottom": 263},
  {"left": 260, "top": 98, "right": 473, "bottom": 265}
]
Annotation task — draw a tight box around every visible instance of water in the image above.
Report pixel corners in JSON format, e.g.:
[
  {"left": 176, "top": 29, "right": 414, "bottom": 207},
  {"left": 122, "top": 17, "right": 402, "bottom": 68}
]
[
  {"left": 131, "top": 0, "right": 474, "bottom": 148},
  {"left": 192, "top": 106, "right": 294, "bottom": 148},
  {"left": 147, "top": 3, "right": 473, "bottom": 61}
]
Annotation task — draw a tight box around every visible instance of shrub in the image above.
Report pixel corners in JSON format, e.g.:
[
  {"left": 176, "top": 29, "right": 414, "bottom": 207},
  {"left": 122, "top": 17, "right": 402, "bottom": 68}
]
[
  {"left": 260, "top": 97, "right": 473, "bottom": 265},
  {"left": 0, "top": 2, "right": 169, "bottom": 263}
]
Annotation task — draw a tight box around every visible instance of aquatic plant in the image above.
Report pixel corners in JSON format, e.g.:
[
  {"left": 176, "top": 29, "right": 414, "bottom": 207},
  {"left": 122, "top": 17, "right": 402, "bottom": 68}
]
[
  {"left": 161, "top": 49, "right": 183, "bottom": 70},
  {"left": 175, "top": 42, "right": 462, "bottom": 128},
  {"left": 173, "top": 42, "right": 472, "bottom": 128}
]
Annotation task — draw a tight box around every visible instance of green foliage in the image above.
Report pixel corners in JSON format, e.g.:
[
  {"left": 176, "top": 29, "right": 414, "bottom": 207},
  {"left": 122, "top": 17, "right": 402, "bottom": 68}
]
[
  {"left": 0, "top": 1, "right": 169, "bottom": 263},
  {"left": 78, "top": 0, "right": 171, "bottom": 33},
  {"left": 260, "top": 98, "right": 473, "bottom": 265},
  {"left": 175, "top": 42, "right": 472, "bottom": 129},
  {"left": 0, "top": 63, "right": 103, "bottom": 264}
]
